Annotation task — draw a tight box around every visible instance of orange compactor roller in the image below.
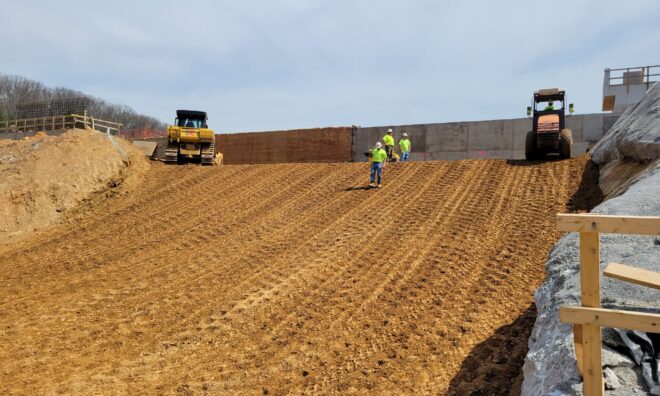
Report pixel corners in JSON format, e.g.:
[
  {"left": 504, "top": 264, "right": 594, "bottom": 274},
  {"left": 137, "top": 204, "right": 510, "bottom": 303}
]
[{"left": 524, "top": 88, "right": 574, "bottom": 160}]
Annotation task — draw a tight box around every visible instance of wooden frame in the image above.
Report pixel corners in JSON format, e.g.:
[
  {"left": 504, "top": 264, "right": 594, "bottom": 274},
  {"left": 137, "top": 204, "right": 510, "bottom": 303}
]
[
  {"left": 556, "top": 213, "right": 660, "bottom": 396},
  {"left": 603, "top": 262, "right": 660, "bottom": 290},
  {"left": 0, "top": 114, "right": 122, "bottom": 135}
]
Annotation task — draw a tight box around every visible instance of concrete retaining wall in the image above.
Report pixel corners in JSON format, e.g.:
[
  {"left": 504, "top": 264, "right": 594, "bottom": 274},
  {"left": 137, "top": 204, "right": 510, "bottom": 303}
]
[{"left": 354, "top": 113, "right": 620, "bottom": 162}]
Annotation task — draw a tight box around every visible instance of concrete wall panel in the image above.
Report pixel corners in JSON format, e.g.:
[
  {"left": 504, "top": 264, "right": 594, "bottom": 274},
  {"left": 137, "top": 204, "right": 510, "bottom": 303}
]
[
  {"left": 397, "top": 125, "right": 427, "bottom": 153},
  {"left": 467, "top": 150, "right": 513, "bottom": 160},
  {"left": 467, "top": 119, "right": 514, "bottom": 151},
  {"left": 603, "top": 114, "right": 619, "bottom": 134},
  {"left": 426, "top": 122, "right": 468, "bottom": 152},
  {"left": 513, "top": 118, "right": 532, "bottom": 150},
  {"left": 565, "top": 115, "right": 584, "bottom": 141},
  {"left": 572, "top": 141, "right": 589, "bottom": 157},
  {"left": 352, "top": 112, "right": 618, "bottom": 162},
  {"left": 429, "top": 151, "right": 468, "bottom": 161},
  {"left": 582, "top": 113, "right": 604, "bottom": 141}
]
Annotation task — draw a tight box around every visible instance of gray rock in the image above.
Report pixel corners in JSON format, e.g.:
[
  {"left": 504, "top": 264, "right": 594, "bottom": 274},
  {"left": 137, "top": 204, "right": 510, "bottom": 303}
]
[
  {"left": 521, "top": 158, "right": 660, "bottom": 395},
  {"left": 605, "top": 368, "right": 622, "bottom": 390},
  {"left": 592, "top": 82, "right": 660, "bottom": 164}
]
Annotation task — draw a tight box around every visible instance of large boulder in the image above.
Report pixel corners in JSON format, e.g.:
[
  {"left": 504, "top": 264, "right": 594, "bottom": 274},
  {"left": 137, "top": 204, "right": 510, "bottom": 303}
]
[{"left": 591, "top": 82, "right": 660, "bottom": 164}]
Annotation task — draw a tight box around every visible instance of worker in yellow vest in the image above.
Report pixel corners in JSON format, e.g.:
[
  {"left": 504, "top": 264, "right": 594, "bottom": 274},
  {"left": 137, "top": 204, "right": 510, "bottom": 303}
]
[
  {"left": 399, "top": 132, "right": 411, "bottom": 162},
  {"left": 369, "top": 142, "right": 387, "bottom": 188},
  {"left": 383, "top": 128, "right": 395, "bottom": 161}
]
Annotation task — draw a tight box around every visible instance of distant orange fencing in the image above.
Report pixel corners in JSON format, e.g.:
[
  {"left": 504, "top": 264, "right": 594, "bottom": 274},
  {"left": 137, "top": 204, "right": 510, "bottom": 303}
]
[{"left": 216, "top": 127, "right": 353, "bottom": 165}]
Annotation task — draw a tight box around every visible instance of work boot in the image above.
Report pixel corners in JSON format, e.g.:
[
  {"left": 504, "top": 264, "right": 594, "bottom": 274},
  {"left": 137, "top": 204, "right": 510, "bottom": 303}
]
[
  {"left": 377, "top": 184, "right": 382, "bottom": 188},
  {"left": 368, "top": 182, "right": 375, "bottom": 188}
]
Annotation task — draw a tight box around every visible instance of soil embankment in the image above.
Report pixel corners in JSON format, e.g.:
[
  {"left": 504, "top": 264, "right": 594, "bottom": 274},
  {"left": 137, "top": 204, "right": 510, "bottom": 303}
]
[
  {"left": 1, "top": 156, "right": 598, "bottom": 394},
  {"left": 0, "top": 129, "right": 148, "bottom": 242}
]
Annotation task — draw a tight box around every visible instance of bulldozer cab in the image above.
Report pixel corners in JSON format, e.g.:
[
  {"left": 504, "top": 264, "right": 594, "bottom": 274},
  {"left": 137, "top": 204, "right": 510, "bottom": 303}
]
[
  {"left": 524, "top": 88, "right": 574, "bottom": 160},
  {"left": 175, "top": 110, "right": 208, "bottom": 128},
  {"left": 526, "top": 88, "right": 575, "bottom": 135}
]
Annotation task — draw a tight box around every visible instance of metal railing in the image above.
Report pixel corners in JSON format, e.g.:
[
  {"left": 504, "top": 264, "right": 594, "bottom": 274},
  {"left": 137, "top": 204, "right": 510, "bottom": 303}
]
[
  {"left": 605, "top": 65, "right": 660, "bottom": 87},
  {"left": 0, "top": 114, "right": 122, "bottom": 135}
]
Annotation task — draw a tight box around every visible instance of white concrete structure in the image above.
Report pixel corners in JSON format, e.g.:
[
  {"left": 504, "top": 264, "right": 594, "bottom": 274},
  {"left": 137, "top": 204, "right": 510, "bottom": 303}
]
[{"left": 602, "top": 65, "right": 659, "bottom": 113}]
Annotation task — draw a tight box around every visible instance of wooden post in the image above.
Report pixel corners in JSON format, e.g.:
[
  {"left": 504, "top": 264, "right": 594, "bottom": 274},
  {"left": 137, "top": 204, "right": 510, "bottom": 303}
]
[
  {"left": 573, "top": 324, "right": 584, "bottom": 375},
  {"left": 579, "top": 232, "right": 603, "bottom": 395}
]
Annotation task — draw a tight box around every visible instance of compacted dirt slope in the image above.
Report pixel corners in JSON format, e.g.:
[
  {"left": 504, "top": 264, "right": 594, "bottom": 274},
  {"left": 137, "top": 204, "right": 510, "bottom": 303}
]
[{"left": 0, "top": 157, "right": 599, "bottom": 394}]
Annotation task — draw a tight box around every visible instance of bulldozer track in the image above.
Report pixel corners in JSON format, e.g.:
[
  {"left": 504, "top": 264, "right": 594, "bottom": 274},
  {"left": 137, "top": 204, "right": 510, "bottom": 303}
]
[{"left": 0, "top": 157, "right": 596, "bottom": 394}]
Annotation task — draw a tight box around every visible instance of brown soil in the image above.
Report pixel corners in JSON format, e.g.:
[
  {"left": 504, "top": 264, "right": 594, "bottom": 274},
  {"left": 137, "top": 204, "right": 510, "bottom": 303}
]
[
  {"left": 0, "top": 156, "right": 600, "bottom": 395},
  {"left": 0, "top": 129, "right": 148, "bottom": 242}
]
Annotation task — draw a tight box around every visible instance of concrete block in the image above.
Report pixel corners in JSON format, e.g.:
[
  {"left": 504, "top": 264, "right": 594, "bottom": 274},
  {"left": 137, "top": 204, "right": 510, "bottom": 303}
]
[
  {"left": 396, "top": 124, "right": 427, "bottom": 153},
  {"left": 512, "top": 118, "right": 532, "bottom": 150},
  {"left": 426, "top": 122, "right": 468, "bottom": 152},
  {"left": 565, "top": 115, "right": 584, "bottom": 141},
  {"left": 603, "top": 114, "right": 620, "bottom": 135},
  {"left": 467, "top": 119, "right": 514, "bottom": 151},
  {"left": 353, "top": 127, "right": 372, "bottom": 161},
  {"left": 572, "top": 141, "right": 589, "bottom": 157},
  {"left": 467, "top": 149, "right": 513, "bottom": 160},
  {"left": 429, "top": 151, "right": 467, "bottom": 161},
  {"left": 582, "top": 113, "right": 604, "bottom": 141}
]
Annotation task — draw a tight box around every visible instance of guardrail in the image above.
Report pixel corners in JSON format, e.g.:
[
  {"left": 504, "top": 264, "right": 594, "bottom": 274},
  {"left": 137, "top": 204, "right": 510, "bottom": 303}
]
[
  {"left": 556, "top": 213, "right": 660, "bottom": 395},
  {"left": 0, "top": 114, "right": 122, "bottom": 135},
  {"left": 605, "top": 65, "right": 660, "bottom": 87}
]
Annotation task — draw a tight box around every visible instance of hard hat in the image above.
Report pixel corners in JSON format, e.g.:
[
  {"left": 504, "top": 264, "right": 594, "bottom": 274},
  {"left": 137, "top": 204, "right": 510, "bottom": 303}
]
[
  {"left": 387, "top": 128, "right": 393, "bottom": 133},
  {"left": 375, "top": 142, "right": 383, "bottom": 148},
  {"left": 402, "top": 133, "right": 408, "bottom": 137}
]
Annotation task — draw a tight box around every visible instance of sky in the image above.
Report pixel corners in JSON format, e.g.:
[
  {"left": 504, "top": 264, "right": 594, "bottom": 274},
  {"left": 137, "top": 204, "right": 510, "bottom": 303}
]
[{"left": 1, "top": 0, "right": 659, "bottom": 132}]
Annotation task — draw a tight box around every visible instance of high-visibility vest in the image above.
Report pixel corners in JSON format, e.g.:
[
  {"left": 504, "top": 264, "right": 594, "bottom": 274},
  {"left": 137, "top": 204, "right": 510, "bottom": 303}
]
[
  {"left": 371, "top": 148, "right": 387, "bottom": 163},
  {"left": 383, "top": 134, "right": 394, "bottom": 146},
  {"left": 399, "top": 138, "right": 411, "bottom": 152}
]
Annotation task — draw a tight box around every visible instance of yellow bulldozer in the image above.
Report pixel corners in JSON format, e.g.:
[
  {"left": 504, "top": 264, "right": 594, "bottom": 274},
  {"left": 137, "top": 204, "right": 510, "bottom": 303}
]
[{"left": 165, "top": 110, "right": 221, "bottom": 165}]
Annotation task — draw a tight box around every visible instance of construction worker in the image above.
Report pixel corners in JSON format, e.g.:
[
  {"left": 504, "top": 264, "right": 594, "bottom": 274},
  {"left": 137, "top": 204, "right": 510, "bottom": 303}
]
[
  {"left": 383, "top": 128, "right": 395, "bottom": 161},
  {"left": 544, "top": 101, "right": 555, "bottom": 111},
  {"left": 369, "top": 142, "right": 387, "bottom": 188},
  {"left": 399, "top": 132, "right": 411, "bottom": 162}
]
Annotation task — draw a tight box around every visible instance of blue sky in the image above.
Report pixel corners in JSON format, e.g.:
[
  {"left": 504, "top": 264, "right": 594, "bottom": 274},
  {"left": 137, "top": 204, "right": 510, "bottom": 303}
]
[{"left": 1, "top": 0, "right": 659, "bottom": 132}]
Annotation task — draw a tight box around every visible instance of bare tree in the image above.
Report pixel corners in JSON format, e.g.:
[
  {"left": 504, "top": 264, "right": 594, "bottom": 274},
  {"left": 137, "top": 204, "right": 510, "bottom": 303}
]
[{"left": 0, "top": 74, "right": 166, "bottom": 130}]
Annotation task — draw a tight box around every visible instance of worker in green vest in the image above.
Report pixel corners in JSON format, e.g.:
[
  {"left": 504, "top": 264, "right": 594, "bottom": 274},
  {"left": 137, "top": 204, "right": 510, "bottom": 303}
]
[
  {"left": 369, "top": 142, "right": 387, "bottom": 188},
  {"left": 544, "top": 101, "right": 555, "bottom": 111},
  {"left": 399, "top": 132, "right": 411, "bottom": 162},
  {"left": 383, "top": 128, "right": 395, "bottom": 161}
]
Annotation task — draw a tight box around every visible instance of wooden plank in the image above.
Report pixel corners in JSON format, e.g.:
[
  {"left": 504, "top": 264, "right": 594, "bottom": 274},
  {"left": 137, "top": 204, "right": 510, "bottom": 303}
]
[
  {"left": 579, "top": 232, "right": 603, "bottom": 395},
  {"left": 560, "top": 306, "right": 660, "bottom": 333},
  {"left": 604, "top": 262, "right": 660, "bottom": 290},
  {"left": 557, "top": 213, "right": 660, "bottom": 235},
  {"left": 574, "top": 324, "right": 584, "bottom": 375},
  {"left": 581, "top": 323, "right": 603, "bottom": 396},
  {"left": 580, "top": 233, "right": 601, "bottom": 308}
]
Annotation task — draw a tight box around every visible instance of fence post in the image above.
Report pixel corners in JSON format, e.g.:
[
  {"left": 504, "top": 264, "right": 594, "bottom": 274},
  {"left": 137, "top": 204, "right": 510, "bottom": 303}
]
[{"left": 579, "top": 232, "right": 603, "bottom": 395}]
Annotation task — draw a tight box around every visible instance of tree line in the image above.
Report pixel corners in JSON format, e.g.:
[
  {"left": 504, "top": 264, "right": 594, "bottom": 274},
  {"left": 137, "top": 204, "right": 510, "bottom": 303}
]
[{"left": 0, "top": 74, "right": 166, "bottom": 130}]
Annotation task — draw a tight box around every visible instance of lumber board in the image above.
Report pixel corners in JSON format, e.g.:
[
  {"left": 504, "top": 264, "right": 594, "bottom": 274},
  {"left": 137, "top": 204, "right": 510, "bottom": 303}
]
[
  {"left": 557, "top": 213, "right": 660, "bottom": 235},
  {"left": 604, "top": 262, "right": 660, "bottom": 290},
  {"left": 578, "top": 232, "right": 603, "bottom": 395},
  {"left": 573, "top": 324, "right": 584, "bottom": 376},
  {"left": 560, "top": 306, "right": 660, "bottom": 333}
]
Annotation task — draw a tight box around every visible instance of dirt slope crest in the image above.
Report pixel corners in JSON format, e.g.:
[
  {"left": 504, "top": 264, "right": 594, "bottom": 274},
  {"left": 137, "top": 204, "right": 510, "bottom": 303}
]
[{"left": 0, "top": 129, "right": 148, "bottom": 242}]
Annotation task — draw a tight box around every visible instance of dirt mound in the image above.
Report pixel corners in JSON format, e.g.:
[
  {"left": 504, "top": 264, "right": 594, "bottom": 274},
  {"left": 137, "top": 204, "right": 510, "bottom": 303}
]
[
  {"left": 0, "top": 129, "right": 148, "bottom": 242},
  {"left": 0, "top": 156, "right": 599, "bottom": 394}
]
